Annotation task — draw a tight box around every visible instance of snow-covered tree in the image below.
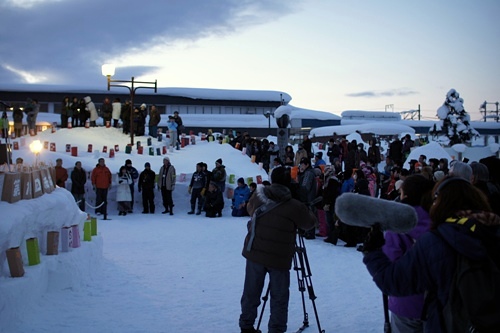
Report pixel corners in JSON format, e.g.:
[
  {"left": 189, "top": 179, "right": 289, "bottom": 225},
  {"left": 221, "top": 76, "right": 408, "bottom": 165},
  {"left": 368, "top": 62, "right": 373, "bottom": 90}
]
[{"left": 430, "top": 89, "right": 479, "bottom": 145}]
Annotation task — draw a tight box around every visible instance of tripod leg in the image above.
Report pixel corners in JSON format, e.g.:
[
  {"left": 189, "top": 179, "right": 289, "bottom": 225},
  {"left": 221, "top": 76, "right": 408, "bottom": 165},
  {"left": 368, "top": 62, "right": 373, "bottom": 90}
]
[
  {"left": 256, "top": 283, "right": 270, "bottom": 333},
  {"left": 295, "top": 234, "right": 325, "bottom": 333},
  {"left": 293, "top": 244, "right": 310, "bottom": 330}
]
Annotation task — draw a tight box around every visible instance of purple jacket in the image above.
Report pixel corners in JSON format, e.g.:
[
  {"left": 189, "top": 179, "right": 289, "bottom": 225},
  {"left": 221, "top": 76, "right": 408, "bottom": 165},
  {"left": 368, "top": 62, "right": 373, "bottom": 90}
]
[{"left": 382, "top": 206, "right": 431, "bottom": 319}]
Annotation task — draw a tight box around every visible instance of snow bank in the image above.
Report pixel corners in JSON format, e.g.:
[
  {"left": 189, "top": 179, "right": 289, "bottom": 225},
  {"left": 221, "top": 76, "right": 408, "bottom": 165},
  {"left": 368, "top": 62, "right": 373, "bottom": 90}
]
[
  {"left": 1, "top": 188, "right": 88, "bottom": 277},
  {"left": 0, "top": 188, "right": 100, "bottom": 328}
]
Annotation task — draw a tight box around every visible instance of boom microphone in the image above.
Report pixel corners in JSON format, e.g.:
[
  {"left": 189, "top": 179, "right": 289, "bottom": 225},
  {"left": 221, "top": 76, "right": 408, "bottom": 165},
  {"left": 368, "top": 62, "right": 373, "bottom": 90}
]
[{"left": 334, "top": 193, "right": 418, "bottom": 233}]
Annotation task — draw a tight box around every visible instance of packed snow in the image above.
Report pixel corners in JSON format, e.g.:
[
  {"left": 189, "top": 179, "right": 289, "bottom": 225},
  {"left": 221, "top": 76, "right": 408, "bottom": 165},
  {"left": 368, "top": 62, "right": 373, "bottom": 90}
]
[{"left": 0, "top": 125, "right": 498, "bottom": 333}]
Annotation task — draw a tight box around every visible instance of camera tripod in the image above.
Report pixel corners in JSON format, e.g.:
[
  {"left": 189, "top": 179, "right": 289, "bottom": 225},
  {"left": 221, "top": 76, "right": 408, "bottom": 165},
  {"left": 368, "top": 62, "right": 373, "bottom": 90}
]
[{"left": 255, "top": 232, "right": 325, "bottom": 333}]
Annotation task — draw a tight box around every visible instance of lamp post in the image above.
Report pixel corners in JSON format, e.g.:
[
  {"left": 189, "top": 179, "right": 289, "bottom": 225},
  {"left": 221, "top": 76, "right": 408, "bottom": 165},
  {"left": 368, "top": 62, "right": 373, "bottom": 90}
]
[
  {"left": 29, "top": 139, "right": 43, "bottom": 165},
  {"left": 264, "top": 110, "right": 273, "bottom": 135},
  {"left": 101, "top": 64, "right": 157, "bottom": 146}
]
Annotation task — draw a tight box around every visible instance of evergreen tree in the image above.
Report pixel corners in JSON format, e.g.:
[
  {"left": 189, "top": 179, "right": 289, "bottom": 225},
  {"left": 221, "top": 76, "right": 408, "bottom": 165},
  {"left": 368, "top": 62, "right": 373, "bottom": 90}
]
[{"left": 430, "top": 89, "right": 479, "bottom": 145}]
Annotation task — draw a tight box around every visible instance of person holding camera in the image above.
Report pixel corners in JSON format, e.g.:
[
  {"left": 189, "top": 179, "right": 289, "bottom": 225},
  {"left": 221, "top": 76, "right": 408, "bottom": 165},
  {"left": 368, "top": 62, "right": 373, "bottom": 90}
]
[{"left": 239, "top": 167, "right": 316, "bottom": 333}]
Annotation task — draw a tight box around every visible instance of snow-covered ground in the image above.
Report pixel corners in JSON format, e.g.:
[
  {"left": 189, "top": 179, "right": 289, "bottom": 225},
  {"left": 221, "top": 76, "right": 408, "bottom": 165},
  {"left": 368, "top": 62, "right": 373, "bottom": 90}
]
[
  {"left": 1, "top": 125, "right": 498, "bottom": 333},
  {"left": 1, "top": 127, "right": 384, "bottom": 333}
]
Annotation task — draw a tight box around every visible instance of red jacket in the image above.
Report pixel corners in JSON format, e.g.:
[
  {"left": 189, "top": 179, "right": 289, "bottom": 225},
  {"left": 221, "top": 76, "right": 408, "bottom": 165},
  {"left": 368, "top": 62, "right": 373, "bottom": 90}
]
[
  {"left": 91, "top": 165, "right": 112, "bottom": 189},
  {"left": 55, "top": 166, "right": 68, "bottom": 188}
]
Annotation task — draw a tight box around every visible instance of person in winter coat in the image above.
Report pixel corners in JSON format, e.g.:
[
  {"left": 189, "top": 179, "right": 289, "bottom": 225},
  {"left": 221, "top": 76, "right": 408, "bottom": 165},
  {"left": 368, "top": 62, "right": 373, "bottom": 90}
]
[
  {"left": 470, "top": 161, "right": 500, "bottom": 216},
  {"left": 148, "top": 105, "right": 161, "bottom": 138},
  {"left": 71, "top": 161, "right": 87, "bottom": 211},
  {"left": 367, "top": 139, "right": 381, "bottom": 167},
  {"left": 204, "top": 181, "right": 224, "bottom": 218},
  {"left": 401, "top": 134, "right": 414, "bottom": 160},
  {"left": 322, "top": 166, "right": 342, "bottom": 245},
  {"left": 25, "top": 98, "right": 39, "bottom": 134},
  {"left": 12, "top": 104, "right": 24, "bottom": 138},
  {"left": 158, "top": 157, "right": 176, "bottom": 215},
  {"left": 294, "top": 144, "right": 308, "bottom": 166},
  {"left": 188, "top": 162, "right": 207, "bottom": 215},
  {"left": 70, "top": 97, "right": 80, "bottom": 128},
  {"left": 116, "top": 166, "right": 133, "bottom": 216},
  {"left": 78, "top": 98, "right": 88, "bottom": 126},
  {"left": 111, "top": 98, "right": 121, "bottom": 128},
  {"left": 124, "top": 159, "right": 139, "bottom": 212},
  {"left": 232, "top": 178, "right": 251, "bottom": 217},
  {"left": 282, "top": 145, "right": 294, "bottom": 167},
  {"left": 166, "top": 116, "right": 178, "bottom": 148},
  {"left": 212, "top": 158, "right": 227, "bottom": 194},
  {"left": 297, "top": 157, "right": 317, "bottom": 239},
  {"left": 382, "top": 174, "right": 435, "bottom": 333},
  {"left": 313, "top": 152, "right": 326, "bottom": 168},
  {"left": 91, "top": 158, "right": 112, "bottom": 216},
  {"left": 121, "top": 100, "right": 131, "bottom": 134},
  {"left": 61, "top": 96, "right": 71, "bottom": 128},
  {"left": 101, "top": 98, "right": 113, "bottom": 126},
  {"left": 138, "top": 162, "right": 156, "bottom": 214},
  {"left": 389, "top": 135, "right": 404, "bottom": 165},
  {"left": 239, "top": 166, "right": 316, "bottom": 333},
  {"left": 84, "top": 96, "right": 98, "bottom": 127},
  {"left": 301, "top": 135, "right": 313, "bottom": 158},
  {"left": 55, "top": 158, "right": 68, "bottom": 188},
  {"left": 362, "top": 177, "right": 499, "bottom": 333},
  {"left": 326, "top": 138, "right": 341, "bottom": 164},
  {"left": 173, "top": 111, "right": 183, "bottom": 143}
]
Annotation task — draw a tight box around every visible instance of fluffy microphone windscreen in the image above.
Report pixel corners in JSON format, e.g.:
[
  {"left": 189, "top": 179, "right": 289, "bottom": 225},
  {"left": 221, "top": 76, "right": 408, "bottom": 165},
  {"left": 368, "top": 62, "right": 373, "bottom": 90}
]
[{"left": 334, "top": 193, "right": 418, "bottom": 233}]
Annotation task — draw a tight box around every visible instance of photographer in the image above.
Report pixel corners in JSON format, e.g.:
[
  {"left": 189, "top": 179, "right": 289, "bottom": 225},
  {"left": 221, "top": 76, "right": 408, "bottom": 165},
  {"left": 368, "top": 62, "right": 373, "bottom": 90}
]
[{"left": 239, "top": 167, "right": 316, "bottom": 333}]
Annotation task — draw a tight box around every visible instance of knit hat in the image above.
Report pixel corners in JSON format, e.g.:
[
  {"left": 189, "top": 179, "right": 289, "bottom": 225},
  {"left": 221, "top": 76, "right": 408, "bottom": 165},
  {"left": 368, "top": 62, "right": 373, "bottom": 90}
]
[
  {"left": 144, "top": 162, "right": 151, "bottom": 168},
  {"left": 315, "top": 152, "right": 323, "bottom": 159},
  {"left": 125, "top": 159, "right": 132, "bottom": 165},
  {"left": 271, "top": 167, "right": 291, "bottom": 186},
  {"left": 237, "top": 177, "right": 245, "bottom": 184},
  {"left": 216, "top": 158, "right": 223, "bottom": 165}
]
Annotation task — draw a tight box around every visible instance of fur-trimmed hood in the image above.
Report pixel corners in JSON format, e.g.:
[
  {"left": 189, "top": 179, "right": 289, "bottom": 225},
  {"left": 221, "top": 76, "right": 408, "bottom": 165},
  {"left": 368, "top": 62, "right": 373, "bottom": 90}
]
[{"left": 255, "top": 184, "right": 292, "bottom": 205}]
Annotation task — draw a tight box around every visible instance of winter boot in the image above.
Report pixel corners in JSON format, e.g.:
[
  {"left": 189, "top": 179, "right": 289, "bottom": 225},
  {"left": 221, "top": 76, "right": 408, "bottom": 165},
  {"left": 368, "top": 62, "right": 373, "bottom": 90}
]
[
  {"left": 196, "top": 205, "right": 202, "bottom": 215},
  {"left": 169, "top": 206, "right": 174, "bottom": 215},
  {"left": 188, "top": 204, "right": 195, "bottom": 214}
]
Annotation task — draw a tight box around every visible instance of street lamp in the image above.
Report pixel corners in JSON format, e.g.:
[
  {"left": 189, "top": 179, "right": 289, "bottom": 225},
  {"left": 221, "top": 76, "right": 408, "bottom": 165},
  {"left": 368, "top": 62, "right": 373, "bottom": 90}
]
[
  {"left": 264, "top": 110, "right": 273, "bottom": 135},
  {"left": 101, "top": 64, "right": 157, "bottom": 146},
  {"left": 29, "top": 139, "right": 43, "bottom": 165}
]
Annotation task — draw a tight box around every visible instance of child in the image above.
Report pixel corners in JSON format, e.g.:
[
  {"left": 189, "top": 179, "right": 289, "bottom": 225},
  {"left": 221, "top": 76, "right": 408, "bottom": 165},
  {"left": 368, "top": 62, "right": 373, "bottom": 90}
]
[{"left": 204, "top": 181, "right": 224, "bottom": 218}]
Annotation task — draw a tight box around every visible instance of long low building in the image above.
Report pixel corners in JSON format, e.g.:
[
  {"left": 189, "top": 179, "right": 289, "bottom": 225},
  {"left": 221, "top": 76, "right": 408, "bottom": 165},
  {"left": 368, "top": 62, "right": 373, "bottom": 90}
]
[{"left": 0, "top": 84, "right": 340, "bottom": 137}]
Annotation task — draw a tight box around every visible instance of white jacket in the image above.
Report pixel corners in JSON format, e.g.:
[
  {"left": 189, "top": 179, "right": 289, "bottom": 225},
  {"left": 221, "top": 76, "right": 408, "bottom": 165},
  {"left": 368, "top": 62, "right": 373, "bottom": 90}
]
[
  {"left": 112, "top": 102, "right": 121, "bottom": 120},
  {"left": 84, "top": 96, "right": 99, "bottom": 121},
  {"left": 116, "top": 173, "right": 132, "bottom": 202}
]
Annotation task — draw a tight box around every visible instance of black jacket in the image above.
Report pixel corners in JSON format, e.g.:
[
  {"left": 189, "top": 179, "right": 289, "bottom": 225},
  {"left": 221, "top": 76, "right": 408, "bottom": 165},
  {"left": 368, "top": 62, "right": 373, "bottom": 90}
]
[
  {"left": 138, "top": 169, "right": 156, "bottom": 191},
  {"left": 71, "top": 167, "right": 87, "bottom": 194}
]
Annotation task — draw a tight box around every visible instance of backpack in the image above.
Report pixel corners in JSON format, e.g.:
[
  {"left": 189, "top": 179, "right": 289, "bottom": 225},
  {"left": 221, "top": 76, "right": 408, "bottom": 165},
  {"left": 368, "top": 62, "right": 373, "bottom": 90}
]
[{"left": 436, "top": 217, "right": 500, "bottom": 333}]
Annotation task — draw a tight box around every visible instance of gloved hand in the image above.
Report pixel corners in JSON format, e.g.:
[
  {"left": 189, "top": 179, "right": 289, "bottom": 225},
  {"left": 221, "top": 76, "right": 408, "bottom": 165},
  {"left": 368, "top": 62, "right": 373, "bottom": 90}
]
[
  {"left": 188, "top": 186, "right": 192, "bottom": 194},
  {"left": 171, "top": 185, "right": 175, "bottom": 191},
  {"left": 362, "top": 223, "right": 385, "bottom": 253},
  {"left": 201, "top": 188, "right": 206, "bottom": 196},
  {"left": 323, "top": 204, "right": 330, "bottom": 212}
]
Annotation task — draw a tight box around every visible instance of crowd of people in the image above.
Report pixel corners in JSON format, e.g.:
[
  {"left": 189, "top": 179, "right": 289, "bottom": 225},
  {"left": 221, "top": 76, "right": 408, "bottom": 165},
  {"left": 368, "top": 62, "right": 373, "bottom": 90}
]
[
  {"left": 234, "top": 134, "right": 500, "bottom": 333},
  {"left": 1, "top": 96, "right": 184, "bottom": 145},
  {"left": 27, "top": 127, "right": 500, "bottom": 332}
]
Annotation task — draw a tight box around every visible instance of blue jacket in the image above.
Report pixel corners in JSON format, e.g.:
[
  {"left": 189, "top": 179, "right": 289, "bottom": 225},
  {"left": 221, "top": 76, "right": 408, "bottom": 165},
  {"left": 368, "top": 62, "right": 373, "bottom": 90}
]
[
  {"left": 233, "top": 184, "right": 250, "bottom": 208},
  {"left": 363, "top": 213, "right": 499, "bottom": 333}
]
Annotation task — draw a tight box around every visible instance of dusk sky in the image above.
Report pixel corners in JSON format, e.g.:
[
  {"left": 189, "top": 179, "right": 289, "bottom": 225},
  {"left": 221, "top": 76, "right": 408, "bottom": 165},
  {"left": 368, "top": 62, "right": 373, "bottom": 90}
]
[{"left": 1, "top": 0, "right": 499, "bottom": 120}]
